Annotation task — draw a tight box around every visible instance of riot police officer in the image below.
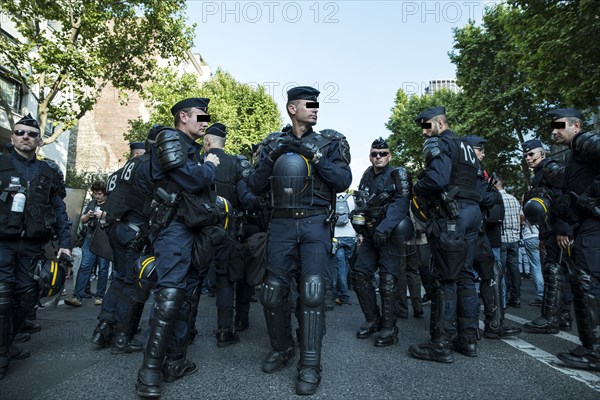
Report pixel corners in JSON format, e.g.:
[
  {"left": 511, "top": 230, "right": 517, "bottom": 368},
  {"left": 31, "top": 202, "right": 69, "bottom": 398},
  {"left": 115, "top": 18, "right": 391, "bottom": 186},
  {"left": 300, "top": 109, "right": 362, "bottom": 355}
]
[
  {"left": 202, "top": 123, "right": 255, "bottom": 346},
  {"left": 0, "top": 114, "right": 71, "bottom": 380},
  {"left": 549, "top": 108, "right": 600, "bottom": 371},
  {"left": 350, "top": 137, "right": 412, "bottom": 347},
  {"left": 135, "top": 98, "right": 221, "bottom": 397},
  {"left": 464, "top": 135, "right": 521, "bottom": 339},
  {"left": 408, "top": 106, "right": 482, "bottom": 363},
  {"left": 521, "top": 139, "right": 573, "bottom": 334},
  {"left": 249, "top": 86, "right": 351, "bottom": 395},
  {"left": 94, "top": 129, "right": 158, "bottom": 354}
]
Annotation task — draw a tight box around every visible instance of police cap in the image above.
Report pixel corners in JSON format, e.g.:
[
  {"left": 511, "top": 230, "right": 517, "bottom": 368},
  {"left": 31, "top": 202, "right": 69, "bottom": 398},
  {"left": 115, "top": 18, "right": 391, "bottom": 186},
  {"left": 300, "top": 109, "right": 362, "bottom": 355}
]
[
  {"left": 129, "top": 142, "right": 144, "bottom": 151},
  {"left": 16, "top": 113, "right": 40, "bottom": 129},
  {"left": 521, "top": 139, "right": 543, "bottom": 152},
  {"left": 170, "top": 97, "right": 210, "bottom": 116},
  {"left": 463, "top": 135, "right": 487, "bottom": 148},
  {"left": 287, "top": 86, "right": 320, "bottom": 102},
  {"left": 205, "top": 123, "right": 227, "bottom": 138},
  {"left": 371, "top": 137, "right": 389, "bottom": 149},
  {"left": 414, "top": 106, "right": 445, "bottom": 125},
  {"left": 548, "top": 108, "right": 583, "bottom": 121}
]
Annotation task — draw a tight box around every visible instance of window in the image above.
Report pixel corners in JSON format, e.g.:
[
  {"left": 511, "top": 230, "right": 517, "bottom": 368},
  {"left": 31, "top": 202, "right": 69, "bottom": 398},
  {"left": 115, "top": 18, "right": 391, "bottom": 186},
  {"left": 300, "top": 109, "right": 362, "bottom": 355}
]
[{"left": 0, "top": 74, "right": 21, "bottom": 111}]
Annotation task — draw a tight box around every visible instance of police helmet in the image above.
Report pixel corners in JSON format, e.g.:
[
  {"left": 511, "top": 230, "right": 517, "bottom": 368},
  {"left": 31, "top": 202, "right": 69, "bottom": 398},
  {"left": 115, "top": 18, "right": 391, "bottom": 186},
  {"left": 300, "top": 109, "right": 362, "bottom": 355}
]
[
  {"left": 216, "top": 196, "right": 232, "bottom": 230},
  {"left": 134, "top": 254, "right": 157, "bottom": 292},
  {"left": 388, "top": 216, "right": 417, "bottom": 256},
  {"left": 523, "top": 197, "right": 551, "bottom": 228},
  {"left": 34, "top": 259, "right": 67, "bottom": 299},
  {"left": 271, "top": 153, "right": 312, "bottom": 208},
  {"left": 410, "top": 196, "right": 429, "bottom": 222}
]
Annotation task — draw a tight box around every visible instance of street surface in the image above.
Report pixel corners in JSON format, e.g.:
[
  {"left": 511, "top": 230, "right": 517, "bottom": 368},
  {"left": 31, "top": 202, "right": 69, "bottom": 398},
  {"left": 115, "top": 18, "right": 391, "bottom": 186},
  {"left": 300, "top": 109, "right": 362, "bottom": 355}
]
[{"left": 1, "top": 277, "right": 599, "bottom": 400}]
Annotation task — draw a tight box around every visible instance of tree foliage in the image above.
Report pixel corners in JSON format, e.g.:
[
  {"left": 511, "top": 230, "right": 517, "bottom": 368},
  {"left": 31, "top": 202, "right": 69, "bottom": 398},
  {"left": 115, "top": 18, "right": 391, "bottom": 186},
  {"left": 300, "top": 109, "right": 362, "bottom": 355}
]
[
  {"left": 449, "top": 4, "right": 551, "bottom": 194},
  {"left": 125, "top": 69, "right": 282, "bottom": 157},
  {"left": 0, "top": 0, "right": 195, "bottom": 144},
  {"left": 506, "top": 0, "right": 600, "bottom": 111}
]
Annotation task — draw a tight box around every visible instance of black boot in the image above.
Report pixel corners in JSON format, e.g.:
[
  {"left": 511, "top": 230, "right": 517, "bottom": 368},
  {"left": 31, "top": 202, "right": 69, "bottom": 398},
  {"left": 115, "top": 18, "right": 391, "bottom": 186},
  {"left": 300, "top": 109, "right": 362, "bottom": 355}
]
[
  {"left": 557, "top": 271, "right": 600, "bottom": 370},
  {"left": 409, "top": 286, "right": 453, "bottom": 363},
  {"left": 90, "top": 320, "right": 115, "bottom": 348},
  {"left": 260, "top": 279, "right": 295, "bottom": 373},
  {"left": 481, "top": 264, "right": 521, "bottom": 338},
  {"left": 352, "top": 271, "right": 381, "bottom": 339},
  {"left": 136, "top": 288, "right": 185, "bottom": 398},
  {"left": 162, "top": 357, "right": 197, "bottom": 383},
  {"left": 216, "top": 327, "right": 240, "bottom": 347},
  {"left": 525, "top": 261, "right": 563, "bottom": 334},
  {"left": 112, "top": 300, "right": 145, "bottom": 354},
  {"left": 0, "top": 283, "right": 13, "bottom": 380},
  {"left": 296, "top": 275, "right": 325, "bottom": 395},
  {"left": 374, "top": 274, "right": 398, "bottom": 347}
]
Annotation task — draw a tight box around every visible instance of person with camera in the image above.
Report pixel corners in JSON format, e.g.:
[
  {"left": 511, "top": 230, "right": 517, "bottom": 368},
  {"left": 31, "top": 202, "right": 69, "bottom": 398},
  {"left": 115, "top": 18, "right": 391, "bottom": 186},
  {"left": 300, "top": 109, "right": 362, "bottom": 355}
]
[
  {"left": 350, "top": 137, "right": 412, "bottom": 348},
  {"left": 0, "top": 114, "right": 71, "bottom": 380},
  {"left": 135, "top": 98, "right": 220, "bottom": 397}
]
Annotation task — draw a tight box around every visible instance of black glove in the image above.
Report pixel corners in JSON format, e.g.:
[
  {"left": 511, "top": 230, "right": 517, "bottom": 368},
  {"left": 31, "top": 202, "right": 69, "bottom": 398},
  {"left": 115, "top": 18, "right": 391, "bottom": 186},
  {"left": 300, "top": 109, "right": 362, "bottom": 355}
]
[
  {"left": 296, "top": 142, "right": 320, "bottom": 161},
  {"left": 268, "top": 139, "right": 295, "bottom": 163},
  {"left": 373, "top": 231, "right": 387, "bottom": 248}
]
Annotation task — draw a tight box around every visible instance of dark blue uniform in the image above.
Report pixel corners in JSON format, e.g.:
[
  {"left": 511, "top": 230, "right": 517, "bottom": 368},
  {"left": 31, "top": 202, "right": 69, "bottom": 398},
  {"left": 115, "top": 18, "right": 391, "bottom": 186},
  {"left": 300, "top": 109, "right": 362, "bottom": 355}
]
[
  {"left": 555, "top": 129, "right": 600, "bottom": 370},
  {"left": 249, "top": 127, "right": 351, "bottom": 393},
  {"left": 0, "top": 151, "right": 70, "bottom": 378},
  {"left": 351, "top": 164, "right": 411, "bottom": 346},
  {"left": 524, "top": 157, "right": 573, "bottom": 334},
  {"left": 136, "top": 128, "right": 217, "bottom": 394},
  {"left": 409, "top": 129, "right": 482, "bottom": 362}
]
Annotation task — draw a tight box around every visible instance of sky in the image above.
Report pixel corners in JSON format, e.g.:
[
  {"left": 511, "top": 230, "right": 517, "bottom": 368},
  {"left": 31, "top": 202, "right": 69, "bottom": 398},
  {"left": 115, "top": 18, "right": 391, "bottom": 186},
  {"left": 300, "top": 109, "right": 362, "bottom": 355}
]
[{"left": 187, "top": 0, "right": 498, "bottom": 187}]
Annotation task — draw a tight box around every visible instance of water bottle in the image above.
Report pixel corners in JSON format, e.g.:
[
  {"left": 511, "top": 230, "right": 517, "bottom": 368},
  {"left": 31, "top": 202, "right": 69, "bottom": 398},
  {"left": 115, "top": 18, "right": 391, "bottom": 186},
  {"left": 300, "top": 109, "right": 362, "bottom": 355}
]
[{"left": 11, "top": 192, "right": 25, "bottom": 213}]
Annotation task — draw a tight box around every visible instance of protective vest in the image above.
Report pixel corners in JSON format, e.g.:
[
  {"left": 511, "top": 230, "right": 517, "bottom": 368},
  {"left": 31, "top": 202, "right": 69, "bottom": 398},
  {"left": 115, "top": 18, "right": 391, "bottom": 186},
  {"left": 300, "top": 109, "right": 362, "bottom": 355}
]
[
  {"left": 444, "top": 135, "right": 480, "bottom": 202},
  {"left": 262, "top": 130, "right": 336, "bottom": 204},
  {"left": 357, "top": 165, "right": 394, "bottom": 221},
  {"left": 102, "top": 154, "right": 153, "bottom": 221},
  {"left": 527, "top": 158, "right": 564, "bottom": 202},
  {"left": 213, "top": 152, "right": 240, "bottom": 210},
  {"left": 0, "top": 155, "right": 57, "bottom": 240}
]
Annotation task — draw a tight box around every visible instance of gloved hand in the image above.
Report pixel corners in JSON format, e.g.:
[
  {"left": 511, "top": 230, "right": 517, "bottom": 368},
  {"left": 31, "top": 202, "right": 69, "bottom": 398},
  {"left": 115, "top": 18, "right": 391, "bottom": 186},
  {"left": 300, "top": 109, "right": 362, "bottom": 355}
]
[
  {"left": 268, "top": 139, "right": 295, "bottom": 163},
  {"left": 296, "top": 142, "right": 320, "bottom": 161},
  {"left": 373, "top": 231, "right": 387, "bottom": 248}
]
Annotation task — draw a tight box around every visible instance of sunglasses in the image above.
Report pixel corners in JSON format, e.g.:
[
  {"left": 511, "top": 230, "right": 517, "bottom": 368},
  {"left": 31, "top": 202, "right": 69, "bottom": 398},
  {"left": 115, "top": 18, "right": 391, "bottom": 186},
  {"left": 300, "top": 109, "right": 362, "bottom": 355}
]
[
  {"left": 524, "top": 152, "right": 538, "bottom": 158},
  {"left": 551, "top": 121, "right": 566, "bottom": 129},
  {"left": 197, "top": 114, "right": 211, "bottom": 122},
  {"left": 13, "top": 129, "right": 40, "bottom": 138},
  {"left": 370, "top": 151, "right": 389, "bottom": 158}
]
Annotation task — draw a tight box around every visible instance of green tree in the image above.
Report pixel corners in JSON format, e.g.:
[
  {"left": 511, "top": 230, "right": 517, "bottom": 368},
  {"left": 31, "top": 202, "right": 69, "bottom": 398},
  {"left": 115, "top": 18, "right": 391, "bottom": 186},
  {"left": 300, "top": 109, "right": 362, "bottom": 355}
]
[
  {"left": 0, "top": 0, "right": 195, "bottom": 144},
  {"left": 506, "top": 0, "right": 600, "bottom": 112},
  {"left": 449, "top": 4, "right": 550, "bottom": 194},
  {"left": 125, "top": 69, "right": 282, "bottom": 156}
]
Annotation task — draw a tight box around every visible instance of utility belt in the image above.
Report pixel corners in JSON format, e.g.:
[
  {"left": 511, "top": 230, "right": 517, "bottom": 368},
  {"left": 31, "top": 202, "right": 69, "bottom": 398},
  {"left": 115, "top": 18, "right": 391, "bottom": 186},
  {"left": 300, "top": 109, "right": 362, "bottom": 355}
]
[{"left": 271, "top": 207, "right": 328, "bottom": 219}]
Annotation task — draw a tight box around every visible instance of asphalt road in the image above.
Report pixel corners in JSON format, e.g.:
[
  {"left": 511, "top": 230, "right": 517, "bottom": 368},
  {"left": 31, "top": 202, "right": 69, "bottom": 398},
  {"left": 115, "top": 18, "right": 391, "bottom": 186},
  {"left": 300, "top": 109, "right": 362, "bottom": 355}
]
[{"left": 1, "top": 277, "right": 599, "bottom": 400}]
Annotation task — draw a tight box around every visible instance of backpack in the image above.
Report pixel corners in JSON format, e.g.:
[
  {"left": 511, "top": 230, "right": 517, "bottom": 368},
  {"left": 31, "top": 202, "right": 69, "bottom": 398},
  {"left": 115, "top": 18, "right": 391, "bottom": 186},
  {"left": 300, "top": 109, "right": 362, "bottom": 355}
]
[{"left": 335, "top": 193, "right": 351, "bottom": 226}]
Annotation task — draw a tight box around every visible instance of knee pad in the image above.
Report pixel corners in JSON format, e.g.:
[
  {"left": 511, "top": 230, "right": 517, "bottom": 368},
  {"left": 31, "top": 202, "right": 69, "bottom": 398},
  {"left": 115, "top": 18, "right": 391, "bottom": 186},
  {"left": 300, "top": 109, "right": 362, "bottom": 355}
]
[
  {"left": 379, "top": 273, "right": 396, "bottom": 297},
  {"left": 300, "top": 275, "right": 325, "bottom": 308},
  {"left": 260, "top": 278, "right": 287, "bottom": 310},
  {"left": 154, "top": 288, "right": 185, "bottom": 321},
  {"left": 542, "top": 261, "right": 561, "bottom": 277},
  {"left": 0, "top": 282, "right": 13, "bottom": 314}
]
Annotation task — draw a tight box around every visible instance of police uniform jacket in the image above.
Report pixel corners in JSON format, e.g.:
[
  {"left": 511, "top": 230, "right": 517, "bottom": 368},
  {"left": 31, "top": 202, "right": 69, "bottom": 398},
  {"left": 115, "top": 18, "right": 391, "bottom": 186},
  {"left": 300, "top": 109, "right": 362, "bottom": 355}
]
[
  {"left": 249, "top": 128, "right": 352, "bottom": 208},
  {"left": 530, "top": 158, "right": 571, "bottom": 238},
  {"left": 358, "top": 165, "right": 409, "bottom": 235},
  {"left": 0, "top": 151, "right": 70, "bottom": 248}
]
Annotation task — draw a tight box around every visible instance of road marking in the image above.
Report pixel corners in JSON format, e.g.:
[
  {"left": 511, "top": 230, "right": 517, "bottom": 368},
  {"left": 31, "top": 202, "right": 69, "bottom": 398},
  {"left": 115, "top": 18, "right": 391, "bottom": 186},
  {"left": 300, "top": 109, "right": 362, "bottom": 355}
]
[
  {"left": 479, "top": 320, "right": 600, "bottom": 393},
  {"left": 504, "top": 313, "right": 580, "bottom": 344}
]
